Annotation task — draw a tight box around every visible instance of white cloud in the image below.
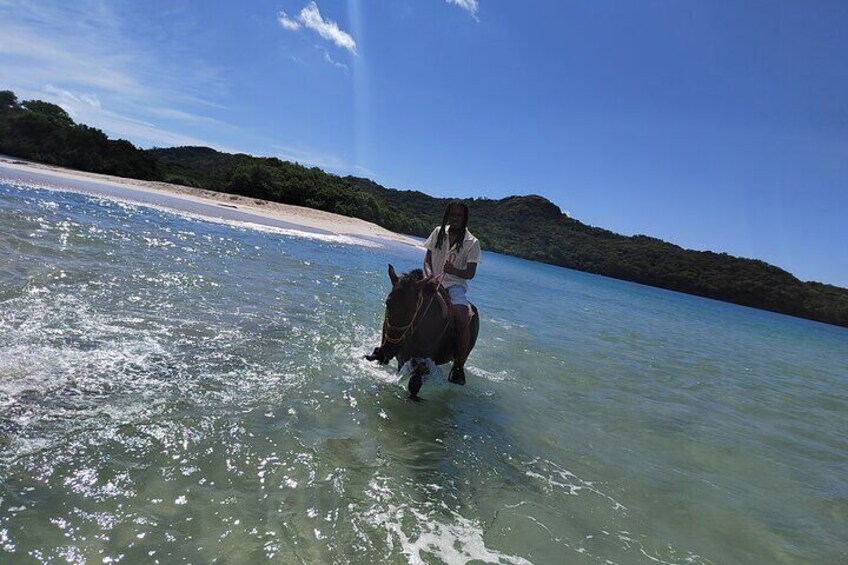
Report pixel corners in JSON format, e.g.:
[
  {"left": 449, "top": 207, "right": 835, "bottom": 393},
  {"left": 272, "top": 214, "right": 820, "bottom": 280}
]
[
  {"left": 299, "top": 2, "right": 357, "bottom": 53},
  {"left": 277, "top": 12, "right": 301, "bottom": 31},
  {"left": 278, "top": 1, "right": 357, "bottom": 54},
  {"left": 446, "top": 0, "right": 479, "bottom": 20}
]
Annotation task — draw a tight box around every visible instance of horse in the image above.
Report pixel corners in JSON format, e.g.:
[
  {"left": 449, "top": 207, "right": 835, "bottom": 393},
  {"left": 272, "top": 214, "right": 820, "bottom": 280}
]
[{"left": 365, "top": 264, "right": 480, "bottom": 399}]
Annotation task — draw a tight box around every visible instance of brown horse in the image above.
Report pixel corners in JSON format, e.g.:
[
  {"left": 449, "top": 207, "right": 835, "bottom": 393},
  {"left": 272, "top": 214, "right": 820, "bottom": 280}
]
[{"left": 366, "top": 264, "right": 479, "bottom": 399}]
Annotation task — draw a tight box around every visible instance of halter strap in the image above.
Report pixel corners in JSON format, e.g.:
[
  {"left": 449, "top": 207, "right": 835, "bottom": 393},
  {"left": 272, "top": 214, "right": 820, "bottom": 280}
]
[
  {"left": 383, "top": 293, "right": 424, "bottom": 344},
  {"left": 382, "top": 284, "right": 450, "bottom": 346}
]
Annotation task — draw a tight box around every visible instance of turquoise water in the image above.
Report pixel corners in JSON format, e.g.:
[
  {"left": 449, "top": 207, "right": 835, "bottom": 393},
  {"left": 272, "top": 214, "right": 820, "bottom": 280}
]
[{"left": 0, "top": 179, "right": 846, "bottom": 564}]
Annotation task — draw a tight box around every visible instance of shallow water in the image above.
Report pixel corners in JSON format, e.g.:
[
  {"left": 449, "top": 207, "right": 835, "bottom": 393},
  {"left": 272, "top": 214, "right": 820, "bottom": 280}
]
[{"left": 0, "top": 179, "right": 846, "bottom": 564}]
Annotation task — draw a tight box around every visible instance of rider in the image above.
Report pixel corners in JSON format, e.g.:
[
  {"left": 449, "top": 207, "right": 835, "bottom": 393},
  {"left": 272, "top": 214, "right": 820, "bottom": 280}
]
[{"left": 423, "top": 201, "right": 482, "bottom": 385}]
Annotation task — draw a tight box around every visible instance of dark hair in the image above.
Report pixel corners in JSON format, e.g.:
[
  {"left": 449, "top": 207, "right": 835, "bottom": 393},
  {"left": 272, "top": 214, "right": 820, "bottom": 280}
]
[{"left": 435, "top": 201, "right": 469, "bottom": 250}]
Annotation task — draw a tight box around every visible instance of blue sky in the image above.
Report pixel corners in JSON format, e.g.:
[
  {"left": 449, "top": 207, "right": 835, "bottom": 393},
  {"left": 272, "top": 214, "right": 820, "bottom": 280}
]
[{"left": 2, "top": 0, "right": 846, "bottom": 286}]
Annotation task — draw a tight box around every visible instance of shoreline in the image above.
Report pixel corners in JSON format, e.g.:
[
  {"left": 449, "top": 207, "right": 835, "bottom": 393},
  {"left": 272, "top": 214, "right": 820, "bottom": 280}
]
[{"left": 0, "top": 157, "right": 421, "bottom": 248}]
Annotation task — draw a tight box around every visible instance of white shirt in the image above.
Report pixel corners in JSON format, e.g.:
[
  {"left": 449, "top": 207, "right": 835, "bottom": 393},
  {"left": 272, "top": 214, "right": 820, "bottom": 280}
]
[{"left": 424, "top": 226, "right": 482, "bottom": 289}]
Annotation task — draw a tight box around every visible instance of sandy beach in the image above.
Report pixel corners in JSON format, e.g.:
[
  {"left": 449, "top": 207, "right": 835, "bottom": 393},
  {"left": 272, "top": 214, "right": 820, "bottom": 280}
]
[{"left": 0, "top": 156, "right": 421, "bottom": 247}]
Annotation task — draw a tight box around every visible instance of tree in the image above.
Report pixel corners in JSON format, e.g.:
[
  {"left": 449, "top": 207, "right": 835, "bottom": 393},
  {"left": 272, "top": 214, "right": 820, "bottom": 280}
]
[
  {"left": 0, "top": 90, "right": 19, "bottom": 111},
  {"left": 21, "top": 100, "right": 74, "bottom": 128}
]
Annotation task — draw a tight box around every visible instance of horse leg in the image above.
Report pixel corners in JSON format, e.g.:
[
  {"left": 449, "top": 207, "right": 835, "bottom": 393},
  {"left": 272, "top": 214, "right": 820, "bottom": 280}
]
[
  {"left": 396, "top": 353, "right": 408, "bottom": 373},
  {"left": 407, "top": 358, "right": 427, "bottom": 399}
]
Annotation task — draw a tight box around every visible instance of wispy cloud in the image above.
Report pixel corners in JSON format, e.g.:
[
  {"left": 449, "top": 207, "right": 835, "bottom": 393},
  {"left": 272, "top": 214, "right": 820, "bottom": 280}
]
[
  {"left": 446, "top": 0, "right": 480, "bottom": 20},
  {"left": 271, "top": 143, "right": 348, "bottom": 171},
  {"left": 277, "top": 12, "right": 301, "bottom": 31},
  {"left": 0, "top": 0, "right": 234, "bottom": 149},
  {"left": 37, "top": 85, "right": 239, "bottom": 150},
  {"left": 44, "top": 85, "right": 101, "bottom": 111},
  {"left": 277, "top": 1, "right": 357, "bottom": 54},
  {"left": 317, "top": 47, "right": 349, "bottom": 72}
]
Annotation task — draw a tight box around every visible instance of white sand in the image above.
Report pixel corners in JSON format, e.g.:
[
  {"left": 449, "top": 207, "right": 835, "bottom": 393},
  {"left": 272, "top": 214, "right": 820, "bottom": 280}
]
[{"left": 0, "top": 157, "right": 421, "bottom": 247}]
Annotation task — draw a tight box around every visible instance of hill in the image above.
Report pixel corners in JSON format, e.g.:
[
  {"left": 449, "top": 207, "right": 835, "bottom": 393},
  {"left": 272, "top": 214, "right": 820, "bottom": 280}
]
[{"left": 153, "top": 146, "right": 848, "bottom": 327}]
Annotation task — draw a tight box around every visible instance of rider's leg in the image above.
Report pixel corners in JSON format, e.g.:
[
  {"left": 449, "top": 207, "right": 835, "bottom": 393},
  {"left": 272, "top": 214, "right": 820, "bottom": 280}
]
[
  {"left": 446, "top": 285, "right": 470, "bottom": 385},
  {"left": 452, "top": 304, "right": 471, "bottom": 367}
]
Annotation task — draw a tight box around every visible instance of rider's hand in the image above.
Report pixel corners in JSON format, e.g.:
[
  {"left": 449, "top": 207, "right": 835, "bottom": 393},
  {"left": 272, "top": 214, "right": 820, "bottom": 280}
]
[{"left": 444, "top": 260, "right": 455, "bottom": 275}]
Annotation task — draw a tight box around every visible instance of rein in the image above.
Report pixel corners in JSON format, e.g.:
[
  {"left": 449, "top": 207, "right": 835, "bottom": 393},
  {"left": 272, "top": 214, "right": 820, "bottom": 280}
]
[
  {"left": 382, "top": 282, "right": 449, "bottom": 346},
  {"left": 381, "top": 250, "right": 460, "bottom": 347},
  {"left": 383, "top": 293, "right": 424, "bottom": 344}
]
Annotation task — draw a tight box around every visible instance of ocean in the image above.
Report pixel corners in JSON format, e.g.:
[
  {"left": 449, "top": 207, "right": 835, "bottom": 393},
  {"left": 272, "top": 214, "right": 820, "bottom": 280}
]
[{"left": 1, "top": 176, "right": 846, "bottom": 564}]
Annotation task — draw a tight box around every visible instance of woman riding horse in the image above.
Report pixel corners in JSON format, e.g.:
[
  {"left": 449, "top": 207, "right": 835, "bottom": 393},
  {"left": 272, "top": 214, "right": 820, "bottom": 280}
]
[
  {"left": 367, "top": 201, "right": 482, "bottom": 398},
  {"left": 423, "top": 201, "right": 482, "bottom": 385}
]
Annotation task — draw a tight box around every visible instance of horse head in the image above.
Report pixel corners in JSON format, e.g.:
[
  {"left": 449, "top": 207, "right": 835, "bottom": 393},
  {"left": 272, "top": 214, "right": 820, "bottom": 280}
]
[
  {"left": 365, "top": 264, "right": 433, "bottom": 364},
  {"left": 385, "top": 265, "right": 431, "bottom": 323}
]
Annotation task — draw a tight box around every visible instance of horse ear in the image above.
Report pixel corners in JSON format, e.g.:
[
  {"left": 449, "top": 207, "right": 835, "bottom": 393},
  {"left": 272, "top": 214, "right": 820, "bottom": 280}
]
[{"left": 388, "top": 264, "right": 399, "bottom": 286}]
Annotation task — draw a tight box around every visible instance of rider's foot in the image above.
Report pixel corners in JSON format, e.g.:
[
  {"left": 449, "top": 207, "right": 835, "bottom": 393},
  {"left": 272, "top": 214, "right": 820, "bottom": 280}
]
[{"left": 448, "top": 365, "right": 465, "bottom": 386}]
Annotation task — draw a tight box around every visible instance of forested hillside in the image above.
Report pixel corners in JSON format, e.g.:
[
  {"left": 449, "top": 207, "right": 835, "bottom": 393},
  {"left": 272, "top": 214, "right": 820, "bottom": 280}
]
[{"left": 0, "top": 91, "right": 159, "bottom": 180}]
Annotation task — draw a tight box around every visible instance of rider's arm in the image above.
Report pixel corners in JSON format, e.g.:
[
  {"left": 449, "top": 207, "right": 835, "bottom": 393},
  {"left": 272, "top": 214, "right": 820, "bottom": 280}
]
[
  {"left": 445, "top": 262, "right": 477, "bottom": 280},
  {"left": 424, "top": 250, "right": 434, "bottom": 276}
]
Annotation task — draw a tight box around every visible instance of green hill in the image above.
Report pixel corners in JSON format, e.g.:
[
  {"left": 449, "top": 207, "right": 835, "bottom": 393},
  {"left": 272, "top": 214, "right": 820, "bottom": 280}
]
[
  {"left": 0, "top": 91, "right": 159, "bottom": 180},
  {"left": 2, "top": 89, "right": 847, "bottom": 327}
]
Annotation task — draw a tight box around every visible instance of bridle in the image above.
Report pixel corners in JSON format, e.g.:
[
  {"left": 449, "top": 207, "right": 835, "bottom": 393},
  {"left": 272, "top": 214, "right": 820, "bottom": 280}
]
[
  {"left": 381, "top": 250, "right": 459, "bottom": 348},
  {"left": 381, "top": 281, "right": 450, "bottom": 346},
  {"left": 382, "top": 292, "right": 424, "bottom": 344}
]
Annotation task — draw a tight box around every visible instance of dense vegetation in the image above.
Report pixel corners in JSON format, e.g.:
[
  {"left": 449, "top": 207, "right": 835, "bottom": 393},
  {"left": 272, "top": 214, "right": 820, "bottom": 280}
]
[
  {"left": 150, "top": 146, "right": 430, "bottom": 236},
  {"left": 2, "top": 89, "right": 847, "bottom": 327},
  {"left": 0, "top": 91, "right": 160, "bottom": 179}
]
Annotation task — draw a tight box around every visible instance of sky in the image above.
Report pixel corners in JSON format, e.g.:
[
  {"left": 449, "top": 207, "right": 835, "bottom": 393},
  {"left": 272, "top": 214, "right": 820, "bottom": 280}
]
[{"left": 1, "top": 0, "right": 846, "bottom": 286}]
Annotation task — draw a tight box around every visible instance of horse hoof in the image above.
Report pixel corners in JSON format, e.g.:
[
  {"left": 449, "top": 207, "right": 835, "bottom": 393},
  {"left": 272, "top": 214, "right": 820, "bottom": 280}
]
[
  {"left": 448, "top": 366, "right": 465, "bottom": 386},
  {"left": 365, "top": 347, "right": 387, "bottom": 363},
  {"left": 408, "top": 373, "right": 423, "bottom": 397}
]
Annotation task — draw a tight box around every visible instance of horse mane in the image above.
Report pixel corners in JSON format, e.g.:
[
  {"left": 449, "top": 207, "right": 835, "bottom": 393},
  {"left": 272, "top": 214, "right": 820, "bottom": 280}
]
[
  {"left": 401, "top": 269, "right": 424, "bottom": 282},
  {"left": 396, "top": 268, "right": 433, "bottom": 296}
]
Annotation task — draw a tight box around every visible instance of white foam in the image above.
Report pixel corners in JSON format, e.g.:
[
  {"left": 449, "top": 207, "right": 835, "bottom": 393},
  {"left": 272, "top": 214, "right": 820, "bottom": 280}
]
[
  {"left": 399, "top": 358, "right": 442, "bottom": 386},
  {"left": 358, "top": 477, "right": 532, "bottom": 565},
  {"left": 521, "top": 457, "right": 627, "bottom": 513},
  {"left": 465, "top": 366, "right": 511, "bottom": 383},
  {"left": 348, "top": 332, "right": 405, "bottom": 387}
]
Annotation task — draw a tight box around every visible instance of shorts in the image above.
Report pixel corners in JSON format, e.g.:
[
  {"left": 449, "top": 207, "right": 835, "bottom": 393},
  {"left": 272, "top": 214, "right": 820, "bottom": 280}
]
[{"left": 446, "top": 285, "right": 469, "bottom": 307}]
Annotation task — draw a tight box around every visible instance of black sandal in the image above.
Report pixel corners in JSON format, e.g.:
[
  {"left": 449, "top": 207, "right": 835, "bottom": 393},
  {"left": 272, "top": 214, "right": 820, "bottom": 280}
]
[{"left": 448, "top": 365, "right": 466, "bottom": 386}]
